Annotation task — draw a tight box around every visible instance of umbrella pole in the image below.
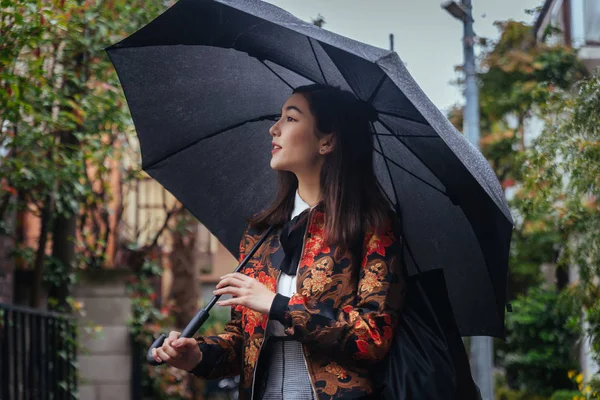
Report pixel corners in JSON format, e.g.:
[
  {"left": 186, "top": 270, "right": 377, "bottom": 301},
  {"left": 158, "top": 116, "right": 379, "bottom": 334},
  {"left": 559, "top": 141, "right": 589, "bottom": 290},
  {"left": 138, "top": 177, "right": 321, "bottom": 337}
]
[{"left": 147, "top": 225, "right": 275, "bottom": 366}]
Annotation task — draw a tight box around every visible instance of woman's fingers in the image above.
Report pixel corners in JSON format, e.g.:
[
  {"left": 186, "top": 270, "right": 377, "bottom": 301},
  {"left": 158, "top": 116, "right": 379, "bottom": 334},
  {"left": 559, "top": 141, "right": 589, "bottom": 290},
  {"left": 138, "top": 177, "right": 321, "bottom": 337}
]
[
  {"left": 164, "top": 339, "right": 183, "bottom": 360},
  {"left": 214, "top": 285, "right": 243, "bottom": 297},
  {"left": 216, "top": 298, "right": 232, "bottom": 306},
  {"left": 156, "top": 345, "right": 171, "bottom": 362},
  {"left": 214, "top": 279, "right": 247, "bottom": 304},
  {"left": 150, "top": 331, "right": 203, "bottom": 370},
  {"left": 216, "top": 276, "right": 247, "bottom": 290},
  {"left": 164, "top": 346, "right": 182, "bottom": 360},
  {"left": 173, "top": 337, "right": 198, "bottom": 350},
  {"left": 215, "top": 274, "right": 251, "bottom": 297},
  {"left": 152, "top": 348, "right": 162, "bottom": 363},
  {"left": 214, "top": 273, "right": 273, "bottom": 313},
  {"left": 223, "top": 272, "right": 249, "bottom": 281},
  {"left": 218, "top": 273, "right": 249, "bottom": 287},
  {"left": 215, "top": 278, "right": 232, "bottom": 290},
  {"left": 157, "top": 331, "right": 186, "bottom": 362}
]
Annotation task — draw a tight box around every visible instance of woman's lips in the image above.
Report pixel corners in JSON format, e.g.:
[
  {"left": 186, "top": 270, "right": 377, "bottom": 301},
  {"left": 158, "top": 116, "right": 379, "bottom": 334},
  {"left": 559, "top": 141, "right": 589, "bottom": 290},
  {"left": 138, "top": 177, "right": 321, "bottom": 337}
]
[{"left": 271, "top": 147, "right": 281, "bottom": 154}]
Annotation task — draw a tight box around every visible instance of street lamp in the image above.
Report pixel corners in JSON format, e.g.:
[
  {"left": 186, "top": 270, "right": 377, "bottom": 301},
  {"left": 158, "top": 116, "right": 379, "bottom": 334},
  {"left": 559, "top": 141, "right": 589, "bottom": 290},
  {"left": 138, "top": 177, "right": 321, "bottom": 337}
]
[
  {"left": 441, "top": 0, "right": 468, "bottom": 21},
  {"left": 441, "top": 0, "right": 480, "bottom": 149},
  {"left": 442, "top": 2, "right": 493, "bottom": 400}
]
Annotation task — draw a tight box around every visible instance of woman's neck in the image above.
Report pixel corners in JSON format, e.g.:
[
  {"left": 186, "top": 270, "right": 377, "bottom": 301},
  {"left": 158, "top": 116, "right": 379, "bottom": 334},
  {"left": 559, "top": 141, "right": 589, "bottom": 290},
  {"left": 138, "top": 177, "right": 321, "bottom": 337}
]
[{"left": 297, "top": 178, "right": 321, "bottom": 208}]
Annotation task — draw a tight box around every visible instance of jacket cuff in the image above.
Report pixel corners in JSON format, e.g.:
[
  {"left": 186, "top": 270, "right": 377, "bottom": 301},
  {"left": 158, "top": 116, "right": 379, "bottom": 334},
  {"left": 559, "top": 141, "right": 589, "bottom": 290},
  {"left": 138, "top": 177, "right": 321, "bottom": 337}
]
[
  {"left": 269, "top": 293, "right": 290, "bottom": 323},
  {"left": 188, "top": 342, "right": 214, "bottom": 377}
]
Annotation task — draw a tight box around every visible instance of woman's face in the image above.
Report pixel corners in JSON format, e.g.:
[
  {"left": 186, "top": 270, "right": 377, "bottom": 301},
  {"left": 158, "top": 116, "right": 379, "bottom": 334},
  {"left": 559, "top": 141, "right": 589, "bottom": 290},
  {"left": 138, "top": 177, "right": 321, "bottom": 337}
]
[{"left": 269, "top": 93, "right": 331, "bottom": 173}]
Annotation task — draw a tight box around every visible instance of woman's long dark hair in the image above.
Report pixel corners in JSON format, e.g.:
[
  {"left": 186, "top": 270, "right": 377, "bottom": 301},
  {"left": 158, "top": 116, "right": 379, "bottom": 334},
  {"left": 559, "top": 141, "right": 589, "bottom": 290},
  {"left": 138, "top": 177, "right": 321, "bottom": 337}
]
[{"left": 249, "top": 83, "right": 393, "bottom": 256}]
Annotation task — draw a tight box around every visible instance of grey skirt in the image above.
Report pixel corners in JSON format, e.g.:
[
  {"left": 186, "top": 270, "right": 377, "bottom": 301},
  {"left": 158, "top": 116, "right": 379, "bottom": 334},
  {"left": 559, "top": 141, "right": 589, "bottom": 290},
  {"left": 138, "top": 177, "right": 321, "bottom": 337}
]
[{"left": 253, "top": 335, "right": 316, "bottom": 400}]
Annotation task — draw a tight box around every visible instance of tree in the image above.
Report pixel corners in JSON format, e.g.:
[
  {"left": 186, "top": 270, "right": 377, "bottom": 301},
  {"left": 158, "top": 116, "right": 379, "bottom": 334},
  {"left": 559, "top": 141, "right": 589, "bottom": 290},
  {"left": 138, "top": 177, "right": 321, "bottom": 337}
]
[
  {"left": 519, "top": 73, "right": 600, "bottom": 392},
  {"left": 0, "top": 0, "right": 170, "bottom": 309},
  {"left": 447, "top": 15, "right": 592, "bottom": 395},
  {"left": 448, "top": 19, "right": 586, "bottom": 299}
]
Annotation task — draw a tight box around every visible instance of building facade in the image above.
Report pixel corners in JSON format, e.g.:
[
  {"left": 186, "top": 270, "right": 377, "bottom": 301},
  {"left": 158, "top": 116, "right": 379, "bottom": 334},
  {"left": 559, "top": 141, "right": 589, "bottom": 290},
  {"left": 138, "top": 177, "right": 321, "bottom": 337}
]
[{"left": 535, "top": 0, "right": 600, "bottom": 72}]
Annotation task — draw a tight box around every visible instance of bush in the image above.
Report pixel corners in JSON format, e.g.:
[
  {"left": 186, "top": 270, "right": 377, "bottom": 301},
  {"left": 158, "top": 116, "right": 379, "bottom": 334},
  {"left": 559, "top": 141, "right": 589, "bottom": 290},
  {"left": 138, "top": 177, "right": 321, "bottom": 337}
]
[
  {"left": 549, "top": 390, "right": 583, "bottom": 400},
  {"left": 498, "top": 286, "right": 580, "bottom": 396},
  {"left": 496, "top": 386, "right": 548, "bottom": 400}
]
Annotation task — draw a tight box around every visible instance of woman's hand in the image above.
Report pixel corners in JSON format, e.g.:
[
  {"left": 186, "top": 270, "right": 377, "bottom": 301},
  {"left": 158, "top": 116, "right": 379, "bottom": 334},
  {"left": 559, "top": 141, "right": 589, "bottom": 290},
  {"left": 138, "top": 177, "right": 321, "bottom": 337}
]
[
  {"left": 152, "top": 331, "right": 203, "bottom": 371},
  {"left": 214, "top": 272, "right": 277, "bottom": 315}
]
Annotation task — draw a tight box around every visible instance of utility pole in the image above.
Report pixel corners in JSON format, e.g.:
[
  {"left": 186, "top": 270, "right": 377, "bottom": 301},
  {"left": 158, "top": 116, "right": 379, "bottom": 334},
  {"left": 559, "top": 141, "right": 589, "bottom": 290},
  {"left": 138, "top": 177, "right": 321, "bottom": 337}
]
[
  {"left": 442, "top": 1, "right": 493, "bottom": 399},
  {"left": 461, "top": 0, "right": 480, "bottom": 147}
]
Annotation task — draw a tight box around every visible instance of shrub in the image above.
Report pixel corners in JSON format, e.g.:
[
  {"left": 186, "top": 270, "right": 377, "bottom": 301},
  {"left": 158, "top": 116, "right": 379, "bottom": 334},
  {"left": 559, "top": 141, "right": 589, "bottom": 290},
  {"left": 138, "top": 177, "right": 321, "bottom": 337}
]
[{"left": 499, "top": 286, "right": 579, "bottom": 396}]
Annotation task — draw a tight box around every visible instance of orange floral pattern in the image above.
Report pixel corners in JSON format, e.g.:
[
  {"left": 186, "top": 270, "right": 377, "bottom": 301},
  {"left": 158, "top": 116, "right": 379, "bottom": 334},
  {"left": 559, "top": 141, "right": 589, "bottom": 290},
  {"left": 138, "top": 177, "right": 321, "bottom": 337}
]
[
  {"left": 244, "top": 338, "right": 260, "bottom": 367},
  {"left": 289, "top": 293, "right": 307, "bottom": 305},
  {"left": 192, "top": 207, "right": 405, "bottom": 400},
  {"left": 358, "top": 262, "right": 384, "bottom": 294},
  {"left": 300, "top": 211, "right": 331, "bottom": 268},
  {"left": 255, "top": 270, "right": 276, "bottom": 291},
  {"left": 325, "top": 361, "right": 348, "bottom": 380},
  {"left": 301, "top": 257, "right": 333, "bottom": 297},
  {"left": 362, "top": 225, "right": 395, "bottom": 267},
  {"left": 243, "top": 308, "right": 267, "bottom": 335}
]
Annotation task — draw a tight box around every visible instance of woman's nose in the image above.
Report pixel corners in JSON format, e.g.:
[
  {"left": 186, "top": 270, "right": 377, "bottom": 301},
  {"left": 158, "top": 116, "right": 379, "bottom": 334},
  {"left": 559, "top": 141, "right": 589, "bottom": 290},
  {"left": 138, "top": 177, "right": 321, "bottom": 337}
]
[{"left": 269, "top": 122, "right": 279, "bottom": 137}]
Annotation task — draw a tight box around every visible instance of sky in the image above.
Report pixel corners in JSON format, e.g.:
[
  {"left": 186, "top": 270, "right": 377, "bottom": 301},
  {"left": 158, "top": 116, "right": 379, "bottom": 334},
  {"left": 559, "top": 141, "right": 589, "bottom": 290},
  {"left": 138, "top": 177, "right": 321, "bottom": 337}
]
[{"left": 264, "top": 0, "right": 543, "bottom": 114}]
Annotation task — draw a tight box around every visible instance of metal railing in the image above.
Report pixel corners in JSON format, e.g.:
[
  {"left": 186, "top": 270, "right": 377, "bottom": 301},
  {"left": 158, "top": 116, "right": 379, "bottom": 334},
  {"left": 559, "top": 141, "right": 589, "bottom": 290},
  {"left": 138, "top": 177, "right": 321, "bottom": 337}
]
[{"left": 0, "top": 302, "right": 77, "bottom": 400}]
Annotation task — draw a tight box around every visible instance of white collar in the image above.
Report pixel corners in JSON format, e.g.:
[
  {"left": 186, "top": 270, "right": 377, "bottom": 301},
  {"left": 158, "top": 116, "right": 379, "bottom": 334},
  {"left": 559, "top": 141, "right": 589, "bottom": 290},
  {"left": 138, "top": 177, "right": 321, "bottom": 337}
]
[{"left": 291, "top": 190, "right": 316, "bottom": 220}]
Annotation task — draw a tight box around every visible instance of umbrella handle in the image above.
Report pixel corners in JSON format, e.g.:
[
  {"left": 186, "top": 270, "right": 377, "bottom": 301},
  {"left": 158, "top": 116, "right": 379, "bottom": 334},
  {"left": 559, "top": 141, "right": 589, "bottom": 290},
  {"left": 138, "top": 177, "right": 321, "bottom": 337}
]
[
  {"left": 147, "top": 224, "right": 275, "bottom": 366},
  {"left": 147, "top": 308, "right": 210, "bottom": 366}
]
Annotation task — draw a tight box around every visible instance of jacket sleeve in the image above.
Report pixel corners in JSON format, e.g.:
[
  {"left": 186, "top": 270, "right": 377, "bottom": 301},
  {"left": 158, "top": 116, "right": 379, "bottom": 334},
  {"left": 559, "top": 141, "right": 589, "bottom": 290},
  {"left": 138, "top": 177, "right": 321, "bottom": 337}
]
[
  {"left": 189, "top": 228, "right": 248, "bottom": 379},
  {"left": 268, "top": 218, "right": 406, "bottom": 365}
]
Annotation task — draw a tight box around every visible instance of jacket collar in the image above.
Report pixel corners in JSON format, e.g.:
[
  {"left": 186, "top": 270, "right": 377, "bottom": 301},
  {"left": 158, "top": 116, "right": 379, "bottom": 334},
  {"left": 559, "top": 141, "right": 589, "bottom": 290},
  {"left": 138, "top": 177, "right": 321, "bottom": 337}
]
[
  {"left": 292, "top": 190, "right": 323, "bottom": 219},
  {"left": 292, "top": 190, "right": 310, "bottom": 219},
  {"left": 269, "top": 193, "right": 323, "bottom": 276}
]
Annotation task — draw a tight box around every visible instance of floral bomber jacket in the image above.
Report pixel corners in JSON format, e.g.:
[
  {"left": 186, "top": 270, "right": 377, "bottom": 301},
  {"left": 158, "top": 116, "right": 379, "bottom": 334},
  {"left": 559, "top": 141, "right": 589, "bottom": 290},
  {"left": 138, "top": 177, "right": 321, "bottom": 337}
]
[{"left": 191, "top": 204, "right": 406, "bottom": 400}]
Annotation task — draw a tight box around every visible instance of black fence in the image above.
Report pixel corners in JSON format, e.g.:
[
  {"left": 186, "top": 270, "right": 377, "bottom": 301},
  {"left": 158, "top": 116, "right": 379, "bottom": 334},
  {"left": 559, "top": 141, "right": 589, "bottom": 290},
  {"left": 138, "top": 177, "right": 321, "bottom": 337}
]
[{"left": 0, "top": 303, "right": 77, "bottom": 400}]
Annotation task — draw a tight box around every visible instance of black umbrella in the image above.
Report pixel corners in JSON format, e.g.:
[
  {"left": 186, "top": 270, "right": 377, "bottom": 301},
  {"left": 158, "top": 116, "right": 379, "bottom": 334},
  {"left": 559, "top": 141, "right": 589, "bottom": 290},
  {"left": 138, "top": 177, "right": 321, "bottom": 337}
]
[{"left": 105, "top": 0, "right": 513, "bottom": 339}]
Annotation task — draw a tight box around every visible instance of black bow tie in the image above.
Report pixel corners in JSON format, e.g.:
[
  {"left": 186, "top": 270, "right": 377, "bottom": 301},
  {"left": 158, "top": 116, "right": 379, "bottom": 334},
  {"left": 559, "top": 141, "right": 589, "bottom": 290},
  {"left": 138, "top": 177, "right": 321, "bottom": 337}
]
[{"left": 273, "top": 208, "right": 310, "bottom": 276}]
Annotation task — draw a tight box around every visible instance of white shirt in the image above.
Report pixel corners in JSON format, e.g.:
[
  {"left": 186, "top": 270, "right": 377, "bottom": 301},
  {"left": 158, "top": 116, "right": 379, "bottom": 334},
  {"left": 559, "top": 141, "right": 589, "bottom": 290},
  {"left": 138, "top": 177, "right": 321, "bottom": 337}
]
[{"left": 268, "top": 190, "right": 315, "bottom": 336}]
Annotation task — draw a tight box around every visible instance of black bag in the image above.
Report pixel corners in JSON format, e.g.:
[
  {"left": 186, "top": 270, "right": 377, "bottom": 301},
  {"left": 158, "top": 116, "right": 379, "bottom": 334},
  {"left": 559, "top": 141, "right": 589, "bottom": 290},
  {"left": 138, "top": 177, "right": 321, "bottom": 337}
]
[{"left": 371, "top": 269, "right": 481, "bottom": 400}]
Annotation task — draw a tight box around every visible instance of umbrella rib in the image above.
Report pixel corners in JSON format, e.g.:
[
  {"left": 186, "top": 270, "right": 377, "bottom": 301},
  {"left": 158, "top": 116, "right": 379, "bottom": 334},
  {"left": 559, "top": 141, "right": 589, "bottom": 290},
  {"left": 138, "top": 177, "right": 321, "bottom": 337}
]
[
  {"left": 372, "top": 120, "right": 401, "bottom": 208},
  {"left": 259, "top": 60, "right": 295, "bottom": 90},
  {"left": 313, "top": 44, "right": 427, "bottom": 127},
  {"left": 367, "top": 74, "right": 387, "bottom": 103},
  {"left": 376, "top": 178, "right": 396, "bottom": 215},
  {"left": 377, "top": 111, "right": 429, "bottom": 126},
  {"left": 362, "top": 75, "right": 430, "bottom": 126},
  {"left": 374, "top": 132, "right": 439, "bottom": 138},
  {"left": 142, "top": 114, "right": 279, "bottom": 170},
  {"left": 372, "top": 148, "right": 448, "bottom": 198},
  {"left": 317, "top": 43, "right": 387, "bottom": 105},
  {"left": 308, "top": 37, "right": 328, "bottom": 85},
  {"left": 372, "top": 122, "right": 422, "bottom": 274},
  {"left": 377, "top": 118, "right": 452, "bottom": 202}
]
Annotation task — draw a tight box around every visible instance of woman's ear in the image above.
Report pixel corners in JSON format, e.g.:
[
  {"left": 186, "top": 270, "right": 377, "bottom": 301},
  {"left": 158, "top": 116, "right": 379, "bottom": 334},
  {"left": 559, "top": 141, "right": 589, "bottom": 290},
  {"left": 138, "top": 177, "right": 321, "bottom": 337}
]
[{"left": 319, "top": 133, "right": 336, "bottom": 154}]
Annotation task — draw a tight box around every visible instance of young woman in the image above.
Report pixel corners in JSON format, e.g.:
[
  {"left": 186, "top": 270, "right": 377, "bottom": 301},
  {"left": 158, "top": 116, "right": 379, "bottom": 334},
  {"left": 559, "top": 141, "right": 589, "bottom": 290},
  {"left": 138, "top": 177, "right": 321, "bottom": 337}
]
[{"left": 152, "top": 84, "right": 406, "bottom": 399}]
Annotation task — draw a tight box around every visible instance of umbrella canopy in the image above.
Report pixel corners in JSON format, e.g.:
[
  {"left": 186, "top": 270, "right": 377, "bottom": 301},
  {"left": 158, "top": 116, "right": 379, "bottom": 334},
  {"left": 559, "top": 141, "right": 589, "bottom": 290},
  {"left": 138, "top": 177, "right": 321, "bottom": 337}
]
[{"left": 105, "top": 0, "right": 513, "bottom": 338}]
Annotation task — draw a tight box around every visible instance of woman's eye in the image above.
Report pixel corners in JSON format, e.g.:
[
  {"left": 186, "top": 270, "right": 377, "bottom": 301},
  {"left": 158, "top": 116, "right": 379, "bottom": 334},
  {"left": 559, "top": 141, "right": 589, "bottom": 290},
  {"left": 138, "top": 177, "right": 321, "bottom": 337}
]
[{"left": 286, "top": 116, "right": 295, "bottom": 122}]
